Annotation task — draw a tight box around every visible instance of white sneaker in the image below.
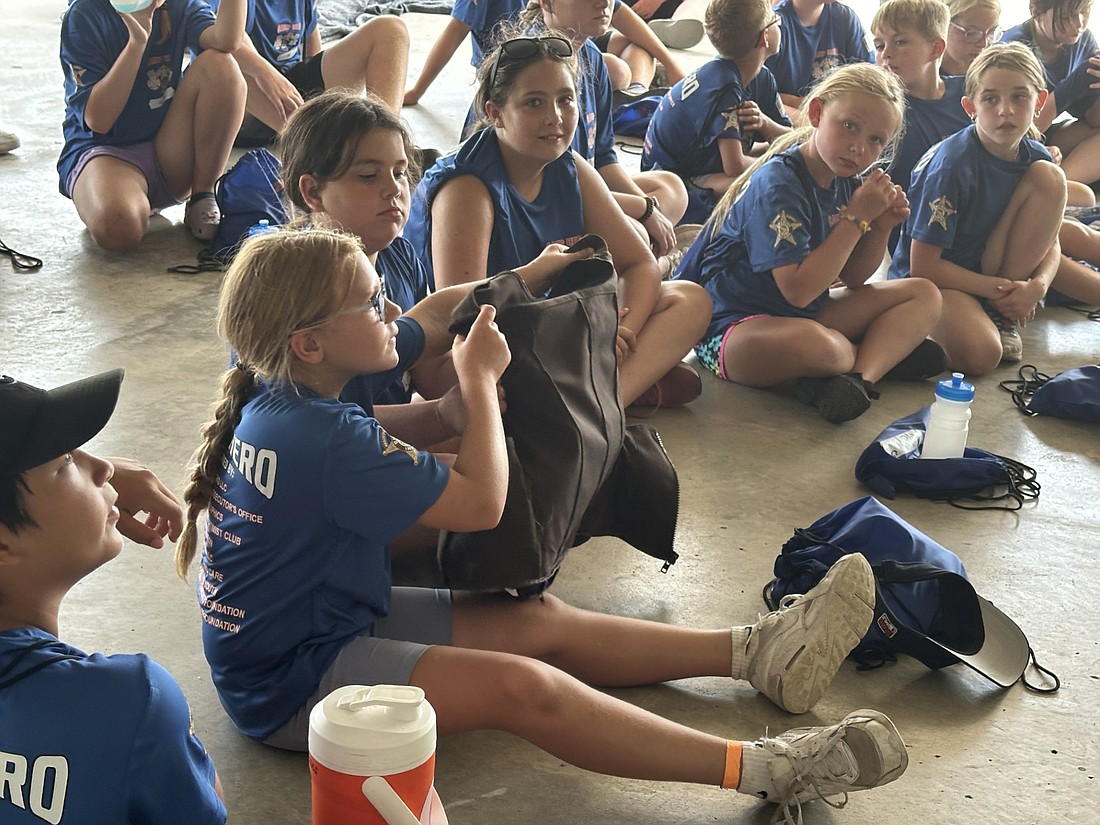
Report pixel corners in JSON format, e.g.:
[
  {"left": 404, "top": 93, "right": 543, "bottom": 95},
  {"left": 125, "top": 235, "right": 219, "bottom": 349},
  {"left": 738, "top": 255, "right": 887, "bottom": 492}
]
[
  {"left": 0, "top": 130, "right": 20, "bottom": 155},
  {"left": 1000, "top": 326, "right": 1024, "bottom": 363},
  {"left": 737, "top": 553, "right": 874, "bottom": 713},
  {"left": 648, "top": 18, "right": 705, "bottom": 50},
  {"left": 760, "top": 709, "right": 909, "bottom": 824}
]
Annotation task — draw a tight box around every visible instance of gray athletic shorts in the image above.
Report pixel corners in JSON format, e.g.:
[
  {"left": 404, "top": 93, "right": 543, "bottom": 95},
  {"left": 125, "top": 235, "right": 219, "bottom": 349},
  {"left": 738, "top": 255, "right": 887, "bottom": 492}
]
[{"left": 263, "top": 587, "right": 452, "bottom": 751}]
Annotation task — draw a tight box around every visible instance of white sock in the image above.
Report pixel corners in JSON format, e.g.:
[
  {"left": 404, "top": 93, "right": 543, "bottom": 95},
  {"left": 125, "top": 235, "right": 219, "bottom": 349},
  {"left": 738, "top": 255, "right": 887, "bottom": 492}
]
[
  {"left": 736, "top": 740, "right": 779, "bottom": 799},
  {"left": 730, "top": 625, "right": 753, "bottom": 681}
]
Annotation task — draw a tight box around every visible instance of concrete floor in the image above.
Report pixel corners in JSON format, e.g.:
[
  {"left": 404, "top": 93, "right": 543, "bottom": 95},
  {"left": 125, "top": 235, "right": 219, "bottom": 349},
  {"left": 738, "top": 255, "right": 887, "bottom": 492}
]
[{"left": 2, "top": 1, "right": 1099, "bottom": 822}]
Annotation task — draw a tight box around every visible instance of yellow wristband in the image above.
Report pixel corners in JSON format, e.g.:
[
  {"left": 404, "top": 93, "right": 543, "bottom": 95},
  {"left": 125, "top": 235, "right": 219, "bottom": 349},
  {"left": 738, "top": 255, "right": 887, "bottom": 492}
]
[{"left": 839, "top": 207, "right": 872, "bottom": 235}]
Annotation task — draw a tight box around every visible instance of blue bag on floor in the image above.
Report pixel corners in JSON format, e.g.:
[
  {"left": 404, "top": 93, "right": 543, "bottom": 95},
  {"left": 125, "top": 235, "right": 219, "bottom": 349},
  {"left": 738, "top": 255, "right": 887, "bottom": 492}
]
[
  {"left": 764, "top": 497, "right": 1056, "bottom": 690},
  {"left": 854, "top": 408, "right": 1039, "bottom": 510},
  {"left": 1000, "top": 364, "right": 1100, "bottom": 423},
  {"left": 611, "top": 95, "right": 663, "bottom": 138}
]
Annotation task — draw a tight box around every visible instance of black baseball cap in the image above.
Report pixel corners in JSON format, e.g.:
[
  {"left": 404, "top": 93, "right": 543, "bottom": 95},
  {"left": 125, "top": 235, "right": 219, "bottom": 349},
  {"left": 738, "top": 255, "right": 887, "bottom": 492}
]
[{"left": 0, "top": 369, "right": 124, "bottom": 475}]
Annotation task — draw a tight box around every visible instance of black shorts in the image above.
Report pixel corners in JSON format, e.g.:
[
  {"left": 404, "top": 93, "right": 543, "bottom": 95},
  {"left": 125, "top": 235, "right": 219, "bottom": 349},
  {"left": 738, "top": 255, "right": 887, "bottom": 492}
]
[{"left": 235, "top": 51, "right": 327, "bottom": 147}]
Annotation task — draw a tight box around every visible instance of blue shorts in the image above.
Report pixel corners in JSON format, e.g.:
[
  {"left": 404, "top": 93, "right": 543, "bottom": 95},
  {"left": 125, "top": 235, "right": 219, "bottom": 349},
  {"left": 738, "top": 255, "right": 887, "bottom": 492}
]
[
  {"left": 65, "top": 140, "right": 178, "bottom": 209},
  {"left": 262, "top": 587, "right": 452, "bottom": 751}
]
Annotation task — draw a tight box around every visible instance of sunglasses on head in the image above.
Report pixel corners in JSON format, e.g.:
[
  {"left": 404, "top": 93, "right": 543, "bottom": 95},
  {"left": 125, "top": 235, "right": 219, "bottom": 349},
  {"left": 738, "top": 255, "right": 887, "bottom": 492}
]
[{"left": 488, "top": 36, "right": 575, "bottom": 92}]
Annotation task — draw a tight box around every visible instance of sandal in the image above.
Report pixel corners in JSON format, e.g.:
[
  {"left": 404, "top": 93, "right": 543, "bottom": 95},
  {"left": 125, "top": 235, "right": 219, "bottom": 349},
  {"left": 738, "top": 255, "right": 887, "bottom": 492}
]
[{"left": 184, "top": 192, "right": 220, "bottom": 242}]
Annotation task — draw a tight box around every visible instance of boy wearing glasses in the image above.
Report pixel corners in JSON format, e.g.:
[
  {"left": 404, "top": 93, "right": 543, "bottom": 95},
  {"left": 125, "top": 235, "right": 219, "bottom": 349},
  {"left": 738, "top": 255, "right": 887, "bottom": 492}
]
[
  {"left": 641, "top": 0, "right": 792, "bottom": 224},
  {"left": 764, "top": 0, "right": 874, "bottom": 116},
  {"left": 0, "top": 370, "right": 226, "bottom": 825}
]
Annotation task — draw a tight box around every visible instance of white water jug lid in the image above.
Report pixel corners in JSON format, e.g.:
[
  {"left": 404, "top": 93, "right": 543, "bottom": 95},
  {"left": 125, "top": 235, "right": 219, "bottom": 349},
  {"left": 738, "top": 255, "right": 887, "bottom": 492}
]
[{"left": 309, "top": 685, "right": 436, "bottom": 775}]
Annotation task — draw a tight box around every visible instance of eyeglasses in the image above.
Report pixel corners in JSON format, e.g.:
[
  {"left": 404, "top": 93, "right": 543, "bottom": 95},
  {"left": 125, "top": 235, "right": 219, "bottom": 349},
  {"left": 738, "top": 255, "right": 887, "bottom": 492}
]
[
  {"left": 290, "top": 277, "right": 388, "bottom": 335},
  {"left": 488, "top": 36, "right": 575, "bottom": 92},
  {"left": 762, "top": 16, "right": 782, "bottom": 34},
  {"left": 950, "top": 21, "right": 1003, "bottom": 44}
]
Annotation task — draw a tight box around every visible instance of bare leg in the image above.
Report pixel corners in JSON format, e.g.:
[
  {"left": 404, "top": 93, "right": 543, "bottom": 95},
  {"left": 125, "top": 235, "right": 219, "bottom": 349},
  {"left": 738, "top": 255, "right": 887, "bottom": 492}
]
[
  {"left": 816, "top": 279, "right": 943, "bottom": 383},
  {"left": 320, "top": 15, "right": 410, "bottom": 113},
  {"left": 601, "top": 51, "right": 632, "bottom": 91},
  {"left": 411, "top": 645, "right": 727, "bottom": 783},
  {"left": 70, "top": 156, "right": 154, "bottom": 252},
  {"left": 1051, "top": 124, "right": 1100, "bottom": 186},
  {"left": 931, "top": 290, "right": 1002, "bottom": 375},
  {"left": 981, "top": 161, "right": 1066, "bottom": 279},
  {"left": 619, "top": 281, "right": 712, "bottom": 404},
  {"left": 720, "top": 316, "right": 858, "bottom": 387},
  {"left": 1053, "top": 255, "right": 1100, "bottom": 305},
  {"left": 608, "top": 31, "right": 657, "bottom": 88},
  {"left": 155, "top": 50, "right": 246, "bottom": 198}
]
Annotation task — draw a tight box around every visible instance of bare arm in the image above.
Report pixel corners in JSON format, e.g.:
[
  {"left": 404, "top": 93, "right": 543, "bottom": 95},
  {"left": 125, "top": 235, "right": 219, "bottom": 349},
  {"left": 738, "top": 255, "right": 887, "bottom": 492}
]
[
  {"left": 405, "top": 18, "right": 472, "bottom": 105},
  {"left": 197, "top": 0, "right": 246, "bottom": 53},
  {"left": 839, "top": 182, "right": 909, "bottom": 286},
  {"left": 772, "top": 171, "right": 899, "bottom": 306},
  {"left": 232, "top": 34, "right": 305, "bottom": 126},
  {"left": 576, "top": 153, "right": 661, "bottom": 335},
  {"left": 84, "top": 13, "right": 150, "bottom": 134},
  {"left": 609, "top": 5, "right": 687, "bottom": 85},
  {"left": 417, "top": 306, "right": 510, "bottom": 532},
  {"left": 909, "top": 239, "right": 1016, "bottom": 298},
  {"left": 430, "top": 175, "right": 496, "bottom": 287}
]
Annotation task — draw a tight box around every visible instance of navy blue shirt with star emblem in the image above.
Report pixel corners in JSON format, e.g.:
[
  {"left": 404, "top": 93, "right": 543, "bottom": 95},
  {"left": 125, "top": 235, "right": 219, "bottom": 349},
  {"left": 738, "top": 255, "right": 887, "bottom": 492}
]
[
  {"left": 674, "top": 146, "right": 856, "bottom": 339},
  {"left": 890, "top": 125, "right": 1051, "bottom": 280},
  {"left": 641, "top": 57, "right": 790, "bottom": 182},
  {"left": 199, "top": 381, "right": 449, "bottom": 741}
]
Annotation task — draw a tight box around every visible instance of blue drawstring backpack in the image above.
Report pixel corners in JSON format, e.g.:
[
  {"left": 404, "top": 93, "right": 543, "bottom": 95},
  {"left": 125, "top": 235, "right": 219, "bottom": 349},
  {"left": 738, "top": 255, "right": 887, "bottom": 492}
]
[
  {"left": 764, "top": 497, "right": 1057, "bottom": 691},
  {"left": 1000, "top": 364, "right": 1100, "bottom": 423},
  {"left": 855, "top": 407, "right": 1040, "bottom": 510},
  {"left": 169, "top": 148, "right": 287, "bottom": 273},
  {"left": 611, "top": 95, "right": 663, "bottom": 138}
]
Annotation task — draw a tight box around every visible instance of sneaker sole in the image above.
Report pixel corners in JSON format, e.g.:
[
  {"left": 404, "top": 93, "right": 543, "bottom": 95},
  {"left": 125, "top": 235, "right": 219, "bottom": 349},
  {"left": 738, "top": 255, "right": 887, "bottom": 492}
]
[
  {"left": 648, "top": 19, "right": 705, "bottom": 50},
  {"left": 773, "top": 554, "right": 875, "bottom": 714},
  {"left": 814, "top": 376, "right": 872, "bottom": 424}
]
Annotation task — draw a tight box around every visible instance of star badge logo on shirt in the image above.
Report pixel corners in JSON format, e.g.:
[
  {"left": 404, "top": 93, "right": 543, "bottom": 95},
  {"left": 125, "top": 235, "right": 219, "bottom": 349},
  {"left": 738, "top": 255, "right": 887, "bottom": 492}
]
[
  {"left": 70, "top": 64, "right": 86, "bottom": 85},
  {"left": 927, "top": 196, "right": 956, "bottom": 230},
  {"left": 721, "top": 107, "right": 740, "bottom": 131},
  {"left": 380, "top": 430, "right": 420, "bottom": 466},
  {"left": 770, "top": 210, "right": 802, "bottom": 247}
]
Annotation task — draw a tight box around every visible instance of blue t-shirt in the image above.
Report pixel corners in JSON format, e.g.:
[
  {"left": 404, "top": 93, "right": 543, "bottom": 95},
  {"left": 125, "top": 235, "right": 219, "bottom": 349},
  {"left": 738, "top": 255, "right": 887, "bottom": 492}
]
[
  {"left": 58, "top": 0, "right": 216, "bottom": 196},
  {"left": 764, "top": 0, "right": 874, "bottom": 98},
  {"left": 451, "top": 0, "right": 525, "bottom": 66},
  {"left": 574, "top": 38, "right": 617, "bottom": 169},
  {"left": 675, "top": 146, "right": 857, "bottom": 338},
  {"left": 890, "top": 75, "right": 971, "bottom": 193},
  {"left": 199, "top": 384, "right": 450, "bottom": 740},
  {"left": 890, "top": 125, "right": 1052, "bottom": 278},
  {"left": 642, "top": 57, "right": 790, "bottom": 179},
  {"left": 211, "top": 0, "right": 317, "bottom": 70},
  {"left": 0, "top": 627, "right": 225, "bottom": 825},
  {"left": 1003, "top": 20, "right": 1100, "bottom": 117},
  {"left": 341, "top": 314, "right": 425, "bottom": 409},
  {"left": 405, "top": 128, "right": 585, "bottom": 283}
]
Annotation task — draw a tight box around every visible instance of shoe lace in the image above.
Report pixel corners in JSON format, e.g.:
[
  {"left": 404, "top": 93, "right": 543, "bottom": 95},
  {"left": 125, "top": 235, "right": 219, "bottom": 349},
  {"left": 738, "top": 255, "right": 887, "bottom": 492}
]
[{"left": 764, "top": 723, "right": 859, "bottom": 825}]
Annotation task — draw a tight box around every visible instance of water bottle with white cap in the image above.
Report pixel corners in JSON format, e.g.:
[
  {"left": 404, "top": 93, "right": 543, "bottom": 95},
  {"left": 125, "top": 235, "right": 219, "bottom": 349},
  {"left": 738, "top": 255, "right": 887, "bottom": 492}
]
[{"left": 920, "top": 372, "right": 975, "bottom": 459}]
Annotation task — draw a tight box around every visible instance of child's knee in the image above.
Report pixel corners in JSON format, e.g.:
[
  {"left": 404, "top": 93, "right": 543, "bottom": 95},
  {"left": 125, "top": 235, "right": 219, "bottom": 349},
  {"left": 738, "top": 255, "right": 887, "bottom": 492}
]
[
  {"left": 902, "top": 277, "right": 943, "bottom": 316},
  {"left": 363, "top": 15, "right": 409, "bottom": 50},
  {"left": 493, "top": 657, "right": 568, "bottom": 719},
  {"left": 186, "top": 49, "right": 246, "bottom": 93},
  {"left": 1022, "top": 160, "right": 1067, "bottom": 199},
  {"left": 88, "top": 206, "right": 148, "bottom": 252},
  {"left": 662, "top": 281, "right": 713, "bottom": 331}
]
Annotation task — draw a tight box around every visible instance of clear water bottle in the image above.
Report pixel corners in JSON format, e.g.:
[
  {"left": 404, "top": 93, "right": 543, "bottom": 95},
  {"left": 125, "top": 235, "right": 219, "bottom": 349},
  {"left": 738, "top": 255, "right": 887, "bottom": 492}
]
[{"left": 920, "top": 372, "right": 975, "bottom": 459}]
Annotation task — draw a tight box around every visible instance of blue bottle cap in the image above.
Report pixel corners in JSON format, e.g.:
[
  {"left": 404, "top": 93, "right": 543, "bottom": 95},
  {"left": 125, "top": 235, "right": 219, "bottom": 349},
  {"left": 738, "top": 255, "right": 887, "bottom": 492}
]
[{"left": 935, "top": 372, "right": 975, "bottom": 402}]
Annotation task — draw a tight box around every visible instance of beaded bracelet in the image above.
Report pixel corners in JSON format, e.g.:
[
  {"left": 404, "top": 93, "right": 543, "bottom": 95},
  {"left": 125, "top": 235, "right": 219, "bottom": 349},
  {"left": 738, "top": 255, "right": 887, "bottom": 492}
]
[
  {"left": 839, "top": 206, "right": 872, "bottom": 235},
  {"left": 639, "top": 195, "right": 659, "bottom": 223}
]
